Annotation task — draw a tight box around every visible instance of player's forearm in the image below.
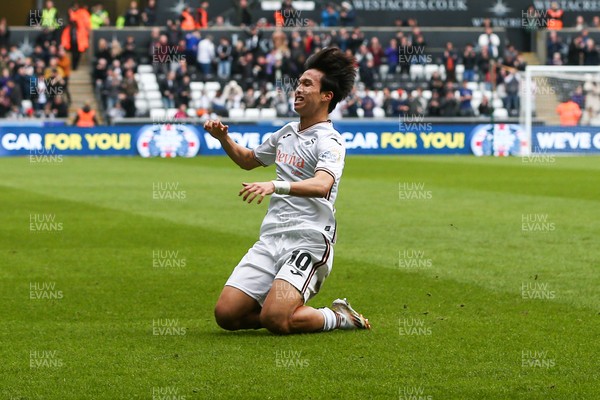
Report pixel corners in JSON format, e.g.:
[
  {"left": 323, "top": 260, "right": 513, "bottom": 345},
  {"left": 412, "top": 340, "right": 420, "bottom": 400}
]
[
  {"left": 288, "top": 177, "right": 331, "bottom": 198},
  {"left": 220, "top": 135, "right": 257, "bottom": 170}
]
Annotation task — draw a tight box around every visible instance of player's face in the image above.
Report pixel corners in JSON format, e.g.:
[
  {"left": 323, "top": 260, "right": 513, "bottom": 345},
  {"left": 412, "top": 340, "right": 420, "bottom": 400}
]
[{"left": 294, "top": 69, "right": 331, "bottom": 116}]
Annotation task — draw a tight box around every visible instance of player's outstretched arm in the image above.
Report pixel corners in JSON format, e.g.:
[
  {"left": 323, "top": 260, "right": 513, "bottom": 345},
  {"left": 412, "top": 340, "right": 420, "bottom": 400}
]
[
  {"left": 239, "top": 171, "right": 334, "bottom": 204},
  {"left": 203, "top": 119, "right": 261, "bottom": 170}
]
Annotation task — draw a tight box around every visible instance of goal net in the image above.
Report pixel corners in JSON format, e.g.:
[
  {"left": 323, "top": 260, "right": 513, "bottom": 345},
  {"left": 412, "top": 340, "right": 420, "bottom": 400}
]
[{"left": 521, "top": 66, "right": 600, "bottom": 154}]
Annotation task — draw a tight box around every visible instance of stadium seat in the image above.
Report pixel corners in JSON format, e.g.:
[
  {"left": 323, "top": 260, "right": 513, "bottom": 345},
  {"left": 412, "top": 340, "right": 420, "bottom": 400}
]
[
  {"left": 424, "top": 65, "right": 439, "bottom": 80},
  {"left": 148, "top": 99, "right": 163, "bottom": 109},
  {"left": 373, "top": 107, "right": 385, "bottom": 118},
  {"left": 456, "top": 64, "right": 465, "bottom": 81},
  {"left": 145, "top": 91, "right": 162, "bottom": 100},
  {"left": 259, "top": 108, "right": 277, "bottom": 119},
  {"left": 135, "top": 99, "right": 149, "bottom": 111},
  {"left": 422, "top": 90, "right": 432, "bottom": 100},
  {"left": 466, "top": 82, "right": 479, "bottom": 92},
  {"left": 21, "top": 100, "right": 33, "bottom": 111},
  {"left": 138, "top": 65, "right": 154, "bottom": 74},
  {"left": 166, "top": 108, "right": 178, "bottom": 118},
  {"left": 190, "top": 82, "right": 204, "bottom": 92},
  {"left": 356, "top": 108, "right": 364, "bottom": 118},
  {"left": 140, "top": 73, "right": 158, "bottom": 84},
  {"left": 492, "top": 98, "right": 504, "bottom": 109},
  {"left": 244, "top": 108, "right": 260, "bottom": 119},
  {"left": 204, "top": 81, "right": 221, "bottom": 92},
  {"left": 410, "top": 65, "right": 424, "bottom": 81},
  {"left": 191, "top": 90, "right": 202, "bottom": 100},
  {"left": 187, "top": 108, "right": 196, "bottom": 117},
  {"left": 150, "top": 108, "right": 166, "bottom": 120},
  {"left": 492, "top": 108, "right": 509, "bottom": 118},
  {"left": 229, "top": 108, "right": 244, "bottom": 119},
  {"left": 142, "top": 81, "right": 159, "bottom": 91}
]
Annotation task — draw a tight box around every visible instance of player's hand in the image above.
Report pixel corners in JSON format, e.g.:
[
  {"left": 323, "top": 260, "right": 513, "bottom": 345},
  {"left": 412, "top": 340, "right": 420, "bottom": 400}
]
[
  {"left": 203, "top": 119, "right": 229, "bottom": 140},
  {"left": 239, "top": 182, "right": 275, "bottom": 204}
]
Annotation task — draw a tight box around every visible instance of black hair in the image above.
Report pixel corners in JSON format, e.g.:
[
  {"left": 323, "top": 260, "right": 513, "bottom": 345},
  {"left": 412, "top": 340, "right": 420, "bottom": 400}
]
[{"left": 304, "top": 47, "right": 356, "bottom": 113}]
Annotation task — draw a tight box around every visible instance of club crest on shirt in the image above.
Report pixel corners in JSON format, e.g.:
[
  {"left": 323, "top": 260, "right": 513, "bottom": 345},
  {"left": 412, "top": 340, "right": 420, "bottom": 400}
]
[
  {"left": 303, "top": 138, "right": 317, "bottom": 147},
  {"left": 319, "top": 149, "right": 341, "bottom": 163}
]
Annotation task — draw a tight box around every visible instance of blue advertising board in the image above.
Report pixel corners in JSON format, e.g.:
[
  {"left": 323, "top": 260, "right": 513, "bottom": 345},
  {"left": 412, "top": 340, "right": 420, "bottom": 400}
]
[
  {"left": 0, "top": 122, "right": 532, "bottom": 157},
  {"left": 532, "top": 126, "right": 600, "bottom": 154}
]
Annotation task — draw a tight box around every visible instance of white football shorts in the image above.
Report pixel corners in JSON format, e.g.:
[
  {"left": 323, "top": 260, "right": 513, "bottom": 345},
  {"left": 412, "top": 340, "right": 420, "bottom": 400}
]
[{"left": 225, "top": 230, "right": 333, "bottom": 306}]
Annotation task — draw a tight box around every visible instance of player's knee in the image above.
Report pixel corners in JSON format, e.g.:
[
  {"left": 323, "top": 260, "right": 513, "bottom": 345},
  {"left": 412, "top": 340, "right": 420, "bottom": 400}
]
[
  {"left": 260, "top": 309, "right": 291, "bottom": 335},
  {"left": 214, "top": 303, "right": 240, "bottom": 331}
]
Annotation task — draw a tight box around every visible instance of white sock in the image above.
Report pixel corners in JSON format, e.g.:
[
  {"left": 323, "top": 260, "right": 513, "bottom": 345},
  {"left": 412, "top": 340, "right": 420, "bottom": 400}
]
[{"left": 318, "top": 307, "right": 341, "bottom": 331}]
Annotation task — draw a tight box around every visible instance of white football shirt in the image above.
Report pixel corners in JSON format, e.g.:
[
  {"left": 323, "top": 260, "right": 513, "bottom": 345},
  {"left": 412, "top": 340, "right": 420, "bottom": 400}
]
[{"left": 252, "top": 121, "right": 345, "bottom": 243}]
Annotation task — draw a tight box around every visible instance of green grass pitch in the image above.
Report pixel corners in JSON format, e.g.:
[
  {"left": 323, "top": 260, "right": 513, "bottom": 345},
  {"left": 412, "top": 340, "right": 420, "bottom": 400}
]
[{"left": 0, "top": 155, "right": 598, "bottom": 399}]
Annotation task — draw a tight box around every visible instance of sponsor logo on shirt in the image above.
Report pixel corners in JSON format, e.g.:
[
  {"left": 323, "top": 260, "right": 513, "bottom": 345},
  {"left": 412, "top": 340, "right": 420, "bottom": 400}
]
[{"left": 276, "top": 149, "right": 305, "bottom": 168}]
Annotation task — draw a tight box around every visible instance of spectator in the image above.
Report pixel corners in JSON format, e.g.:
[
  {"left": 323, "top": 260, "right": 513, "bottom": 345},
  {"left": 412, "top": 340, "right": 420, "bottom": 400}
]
[
  {"left": 176, "top": 75, "right": 191, "bottom": 107},
  {"left": 52, "top": 95, "right": 68, "bottom": 117},
  {"left": 547, "top": 1, "right": 564, "bottom": 31},
  {"left": 567, "top": 35, "right": 584, "bottom": 65},
  {"left": 406, "top": 91, "right": 424, "bottom": 116},
  {"left": 41, "top": 1, "right": 61, "bottom": 30},
  {"left": 477, "top": 47, "right": 492, "bottom": 84},
  {"left": 101, "top": 70, "right": 121, "bottom": 110},
  {"left": 427, "top": 91, "right": 441, "bottom": 116},
  {"left": 196, "top": 2, "right": 210, "bottom": 29},
  {"left": 74, "top": 102, "right": 98, "bottom": 127},
  {"left": 458, "top": 80, "right": 474, "bottom": 116},
  {"left": 384, "top": 38, "right": 399, "bottom": 75},
  {"left": 359, "top": 59, "right": 376, "bottom": 90},
  {"left": 159, "top": 71, "right": 178, "bottom": 109},
  {"left": 547, "top": 31, "right": 565, "bottom": 64},
  {"left": 119, "top": 68, "right": 138, "bottom": 114},
  {"left": 57, "top": 47, "right": 71, "bottom": 103},
  {"left": 361, "top": 93, "right": 375, "bottom": 118},
  {"left": 197, "top": 35, "right": 216, "bottom": 76},
  {"left": 429, "top": 71, "right": 444, "bottom": 96},
  {"left": 574, "top": 15, "right": 586, "bottom": 30},
  {"left": 571, "top": 86, "right": 585, "bottom": 110},
  {"left": 503, "top": 70, "right": 520, "bottom": 116},
  {"left": 174, "top": 103, "right": 188, "bottom": 119},
  {"left": 344, "top": 87, "right": 361, "bottom": 117},
  {"left": 255, "top": 87, "right": 272, "bottom": 109},
  {"left": 398, "top": 36, "right": 411, "bottom": 77},
  {"left": 583, "top": 38, "right": 599, "bottom": 65},
  {"left": 593, "top": 16, "right": 600, "bottom": 28},
  {"left": 90, "top": 4, "right": 110, "bottom": 29},
  {"left": 478, "top": 96, "right": 493, "bottom": 116},
  {"left": 556, "top": 97, "right": 582, "bottom": 125},
  {"left": 93, "top": 58, "right": 108, "bottom": 88},
  {"left": 234, "top": 0, "right": 253, "bottom": 27},
  {"left": 124, "top": 1, "right": 141, "bottom": 26},
  {"left": 462, "top": 44, "right": 476, "bottom": 82},
  {"left": 241, "top": 87, "right": 257, "bottom": 108},
  {"left": 443, "top": 42, "right": 458, "bottom": 82},
  {"left": 180, "top": 6, "right": 196, "bottom": 31},
  {"left": 60, "top": 2, "right": 91, "bottom": 70},
  {"left": 108, "top": 100, "right": 126, "bottom": 119},
  {"left": 340, "top": 2, "right": 356, "bottom": 27},
  {"left": 321, "top": 3, "right": 339, "bottom": 27},
  {"left": 142, "top": 0, "right": 157, "bottom": 26},
  {"left": 217, "top": 37, "right": 233, "bottom": 79},
  {"left": 440, "top": 91, "right": 458, "bottom": 117},
  {"left": 95, "top": 38, "right": 111, "bottom": 62},
  {"left": 0, "top": 18, "right": 10, "bottom": 49},
  {"left": 369, "top": 37, "right": 384, "bottom": 68},
  {"left": 551, "top": 52, "right": 563, "bottom": 65},
  {"left": 478, "top": 27, "right": 500, "bottom": 59}
]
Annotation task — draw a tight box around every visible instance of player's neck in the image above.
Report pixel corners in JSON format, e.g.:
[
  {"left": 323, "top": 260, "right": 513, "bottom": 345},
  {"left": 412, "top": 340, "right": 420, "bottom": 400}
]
[{"left": 299, "top": 114, "right": 330, "bottom": 132}]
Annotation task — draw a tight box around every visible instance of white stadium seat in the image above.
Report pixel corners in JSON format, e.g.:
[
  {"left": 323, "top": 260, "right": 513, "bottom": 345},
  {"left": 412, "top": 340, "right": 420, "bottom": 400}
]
[
  {"left": 259, "top": 108, "right": 277, "bottom": 119},
  {"left": 187, "top": 108, "right": 197, "bottom": 117},
  {"left": 142, "top": 81, "right": 159, "bottom": 91},
  {"left": 150, "top": 108, "right": 166, "bottom": 119},
  {"left": 228, "top": 108, "right": 244, "bottom": 119},
  {"left": 410, "top": 64, "right": 424, "bottom": 81},
  {"left": 190, "top": 82, "right": 204, "bottom": 92},
  {"left": 148, "top": 99, "right": 164, "bottom": 109},
  {"left": 493, "top": 108, "right": 509, "bottom": 118},
  {"left": 138, "top": 65, "right": 154, "bottom": 74},
  {"left": 135, "top": 99, "right": 149, "bottom": 111},
  {"left": 373, "top": 107, "right": 386, "bottom": 118},
  {"left": 204, "top": 81, "right": 221, "bottom": 92},
  {"left": 166, "top": 108, "right": 178, "bottom": 118},
  {"left": 492, "top": 99, "right": 505, "bottom": 109},
  {"left": 145, "top": 91, "right": 162, "bottom": 100},
  {"left": 244, "top": 108, "right": 260, "bottom": 119},
  {"left": 356, "top": 108, "right": 364, "bottom": 118}
]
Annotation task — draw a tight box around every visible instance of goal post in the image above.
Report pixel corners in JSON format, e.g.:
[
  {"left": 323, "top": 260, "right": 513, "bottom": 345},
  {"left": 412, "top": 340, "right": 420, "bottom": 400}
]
[{"left": 522, "top": 66, "right": 600, "bottom": 155}]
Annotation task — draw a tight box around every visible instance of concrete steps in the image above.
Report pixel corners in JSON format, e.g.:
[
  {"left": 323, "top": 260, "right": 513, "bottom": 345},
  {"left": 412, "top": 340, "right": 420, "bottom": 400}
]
[{"left": 67, "top": 52, "right": 104, "bottom": 125}]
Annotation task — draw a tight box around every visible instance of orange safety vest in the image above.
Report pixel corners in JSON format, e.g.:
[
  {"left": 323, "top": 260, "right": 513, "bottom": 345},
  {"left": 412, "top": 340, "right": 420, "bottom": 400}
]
[
  {"left": 181, "top": 10, "right": 196, "bottom": 30},
  {"left": 556, "top": 101, "right": 581, "bottom": 126},
  {"left": 547, "top": 9, "right": 564, "bottom": 30},
  {"left": 60, "top": 8, "right": 91, "bottom": 52},
  {"left": 196, "top": 8, "right": 208, "bottom": 29},
  {"left": 274, "top": 11, "right": 284, "bottom": 27},
  {"left": 76, "top": 109, "right": 95, "bottom": 127}
]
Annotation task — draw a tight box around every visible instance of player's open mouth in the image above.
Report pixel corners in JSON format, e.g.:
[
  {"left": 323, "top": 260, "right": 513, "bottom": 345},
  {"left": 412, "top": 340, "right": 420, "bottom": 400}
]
[{"left": 294, "top": 95, "right": 304, "bottom": 105}]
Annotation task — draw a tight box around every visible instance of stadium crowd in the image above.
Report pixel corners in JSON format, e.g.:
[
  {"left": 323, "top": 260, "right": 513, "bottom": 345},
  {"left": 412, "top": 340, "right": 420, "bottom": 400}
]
[{"left": 1, "top": 0, "right": 600, "bottom": 123}]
